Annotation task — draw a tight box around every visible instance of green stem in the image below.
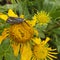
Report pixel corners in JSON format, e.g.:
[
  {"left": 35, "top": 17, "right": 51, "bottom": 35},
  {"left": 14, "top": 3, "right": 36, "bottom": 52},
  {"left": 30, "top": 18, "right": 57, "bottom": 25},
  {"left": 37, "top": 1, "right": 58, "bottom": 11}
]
[{"left": 44, "top": 21, "right": 60, "bottom": 34}]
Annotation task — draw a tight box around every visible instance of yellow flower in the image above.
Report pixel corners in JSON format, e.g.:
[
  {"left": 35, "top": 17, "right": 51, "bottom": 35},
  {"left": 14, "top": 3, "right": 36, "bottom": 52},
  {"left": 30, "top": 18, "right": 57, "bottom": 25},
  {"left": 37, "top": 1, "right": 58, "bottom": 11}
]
[
  {"left": 0, "top": 13, "right": 8, "bottom": 21},
  {"left": 0, "top": 9, "right": 57, "bottom": 60},
  {"left": 0, "top": 9, "right": 39, "bottom": 60},
  {"left": 26, "top": 20, "right": 37, "bottom": 27},
  {"left": 32, "top": 37, "right": 58, "bottom": 60},
  {"left": 26, "top": 15, "right": 37, "bottom": 27},
  {"left": 33, "top": 11, "right": 51, "bottom": 25}
]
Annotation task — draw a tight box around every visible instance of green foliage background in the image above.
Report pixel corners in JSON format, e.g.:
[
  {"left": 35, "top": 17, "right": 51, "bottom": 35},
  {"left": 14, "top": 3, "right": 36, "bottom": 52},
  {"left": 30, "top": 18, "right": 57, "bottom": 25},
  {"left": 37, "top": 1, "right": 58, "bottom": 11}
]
[{"left": 0, "top": 0, "right": 60, "bottom": 60}]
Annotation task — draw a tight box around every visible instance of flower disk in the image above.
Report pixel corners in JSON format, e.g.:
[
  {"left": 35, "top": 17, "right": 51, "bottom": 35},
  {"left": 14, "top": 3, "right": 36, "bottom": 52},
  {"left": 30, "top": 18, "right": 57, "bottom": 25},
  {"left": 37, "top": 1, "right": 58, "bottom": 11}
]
[
  {"left": 33, "top": 37, "right": 58, "bottom": 60},
  {"left": 9, "top": 22, "right": 34, "bottom": 43},
  {"left": 33, "top": 11, "right": 51, "bottom": 24},
  {"left": 33, "top": 45, "right": 48, "bottom": 59}
]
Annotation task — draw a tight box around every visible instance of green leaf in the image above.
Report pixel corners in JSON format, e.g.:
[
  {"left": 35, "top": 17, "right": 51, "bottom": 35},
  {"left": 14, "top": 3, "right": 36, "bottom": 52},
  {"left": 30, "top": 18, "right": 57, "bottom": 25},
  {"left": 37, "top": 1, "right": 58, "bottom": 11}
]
[
  {"left": 0, "top": 30, "right": 3, "bottom": 35},
  {"left": 57, "top": 46, "right": 60, "bottom": 53},
  {"left": 43, "top": 0, "right": 56, "bottom": 12},
  {"left": 51, "top": 34, "right": 60, "bottom": 53},
  {"left": 0, "top": 45, "right": 4, "bottom": 57},
  {"left": 1, "top": 38, "right": 10, "bottom": 51},
  {"left": 5, "top": 46, "right": 20, "bottom": 60},
  {"left": 50, "top": 8, "right": 60, "bottom": 19},
  {"left": 0, "top": 56, "right": 2, "bottom": 60},
  {"left": 11, "top": 0, "right": 17, "bottom": 4},
  {"left": 0, "top": 24, "right": 5, "bottom": 29},
  {"left": 0, "top": 37, "right": 20, "bottom": 60},
  {"left": 35, "top": 24, "right": 47, "bottom": 31},
  {"left": 53, "top": 28, "right": 60, "bottom": 35},
  {"left": 5, "top": 52, "right": 16, "bottom": 60},
  {"left": 39, "top": 31, "right": 45, "bottom": 39},
  {"left": 43, "top": 0, "right": 60, "bottom": 20}
]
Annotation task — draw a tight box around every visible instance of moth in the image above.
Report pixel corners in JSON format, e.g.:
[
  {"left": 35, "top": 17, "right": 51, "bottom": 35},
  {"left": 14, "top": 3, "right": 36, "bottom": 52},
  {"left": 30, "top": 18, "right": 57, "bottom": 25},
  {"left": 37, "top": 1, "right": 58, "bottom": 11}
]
[{"left": 6, "top": 17, "right": 24, "bottom": 24}]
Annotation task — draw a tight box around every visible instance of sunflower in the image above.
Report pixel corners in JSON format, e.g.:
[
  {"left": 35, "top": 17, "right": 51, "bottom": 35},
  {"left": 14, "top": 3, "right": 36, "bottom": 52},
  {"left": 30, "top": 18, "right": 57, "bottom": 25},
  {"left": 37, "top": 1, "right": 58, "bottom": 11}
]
[
  {"left": 32, "top": 11, "right": 51, "bottom": 25},
  {"left": 32, "top": 37, "right": 58, "bottom": 60}
]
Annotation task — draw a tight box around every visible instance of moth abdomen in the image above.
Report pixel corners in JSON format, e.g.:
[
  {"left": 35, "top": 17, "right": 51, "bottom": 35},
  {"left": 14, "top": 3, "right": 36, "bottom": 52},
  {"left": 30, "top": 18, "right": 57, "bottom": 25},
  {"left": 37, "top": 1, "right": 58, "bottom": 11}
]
[{"left": 6, "top": 17, "right": 24, "bottom": 24}]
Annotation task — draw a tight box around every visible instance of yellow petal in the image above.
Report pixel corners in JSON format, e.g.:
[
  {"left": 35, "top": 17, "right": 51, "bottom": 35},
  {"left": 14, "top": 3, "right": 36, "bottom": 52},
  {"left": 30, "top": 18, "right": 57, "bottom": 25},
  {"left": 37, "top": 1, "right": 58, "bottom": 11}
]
[
  {"left": 0, "top": 34, "right": 8, "bottom": 44},
  {"left": 20, "top": 14, "right": 24, "bottom": 18},
  {"left": 47, "top": 56, "right": 53, "bottom": 60},
  {"left": 8, "top": 9, "right": 18, "bottom": 17},
  {"left": 20, "top": 43, "right": 32, "bottom": 60},
  {"left": 48, "top": 52, "right": 58, "bottom": 54},
  {"left": 11, "top": 43, "right": 20, "bottom": 56},
  {"left": 0, "top": 29, "right": 8, "bottom": 44},
  {"left": 0, "top": 36, "right": 3, "bottom": 44},
  {"left": 48, "top": 54, "right": 57, "bottom": 59},
  {"left": 43, "top": 37, "right": 50, "bottom": 45},
  {"left": 47, "top": 48, "right": 57, "bottom": 51},
  {"left": 0, "top": 13, "right": 8, "bottom": 21},
  {"left": 34, "top": 29, "right": 39, "bottom": 36},
  {"left": 32, "top": 37, "right": 41, "bottom": 44},
  {"left": 26, "top": 19, "right": 36, "bottom": 27},
  {"left": 45, "top": 58, "right": 47, "bottom": 60},
  {"left": 32, "top": 56, "right": 37, "bottom": 60}
]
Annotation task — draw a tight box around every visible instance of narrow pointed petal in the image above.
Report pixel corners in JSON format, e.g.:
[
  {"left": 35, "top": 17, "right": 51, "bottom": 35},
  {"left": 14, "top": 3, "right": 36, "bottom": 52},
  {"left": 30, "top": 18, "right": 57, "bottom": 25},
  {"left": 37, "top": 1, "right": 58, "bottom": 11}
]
[
  {"left": 26, "top": 19, "right": 37, "bottom": 27},
  {"left": 20, "top": 15, "right": 24, "bottom": 18},
  {"left": 8, "top": 9, "right": 18, "bottom": 17},
  {"left": 47, "top": 56, "right": 53, "bottom": 60},
  {"left": 0, "top": 29, "right": 8, "bottom": 44},
  {"left": 43, "top": 37, "right": 50, "bottom": 45},
  {"left": 20, "top": 43, "right": 32, "bottom": 60},
  {"left": 48, "top": 54, "right": 57, "bottom": 59},
  {"left": 45, "top": 58, "right": 47, "bottom": 60},
  {"left": 48, "top": 48, "right": 57, "bottom": 51},
  {"left": 48, "top": 52, "right": 58, "bottom": 54},
  {"left": 0, "top": 36, "right": 3, "bottom": 44},
  {"left": 11, "top": 43, "right": 20, "bottom": 56},
  {"left": 32, "top": 37, "right": 41, "bottom": 44},
  {"left": 0, "top": 13, "right": 8, "bottom": 21},
  {"left": 0, "top": 34, "right": 8, "bottom": 44},
  {"left": 32, "top": 56, "right": 37, "bottom": 60},
  {"left": 34, "top": 29, "right": 39, "bottom": 36}
]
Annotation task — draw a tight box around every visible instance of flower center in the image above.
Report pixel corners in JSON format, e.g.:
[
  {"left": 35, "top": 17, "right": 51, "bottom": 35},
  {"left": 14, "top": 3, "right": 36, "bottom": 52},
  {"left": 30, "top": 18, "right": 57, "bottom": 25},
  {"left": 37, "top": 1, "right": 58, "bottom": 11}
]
[
  {"left": 38, "top": 14, "right": 50, "bottom": 23},
  {"left": 33, "top": 45, "right": 48, "bottom": 59},
  {"left": 33, "top": 11, "right": 50, "bottom": 24},
  {"left": 9, "top": 21, "right": 34, "bottom": 43}
]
